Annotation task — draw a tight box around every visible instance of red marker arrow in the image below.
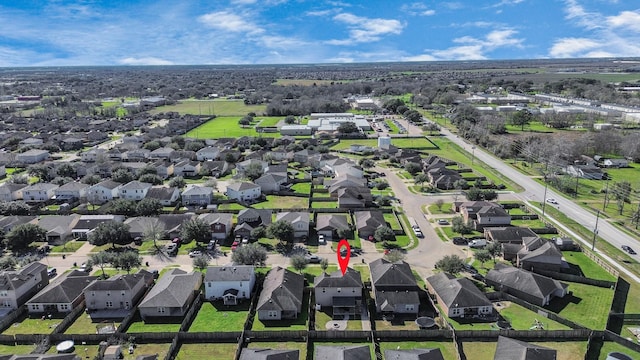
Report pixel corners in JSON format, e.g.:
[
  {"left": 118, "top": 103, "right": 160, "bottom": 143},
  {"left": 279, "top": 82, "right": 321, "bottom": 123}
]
[{"left": 337, "top": 239, "right": 351, "bottom": 276}]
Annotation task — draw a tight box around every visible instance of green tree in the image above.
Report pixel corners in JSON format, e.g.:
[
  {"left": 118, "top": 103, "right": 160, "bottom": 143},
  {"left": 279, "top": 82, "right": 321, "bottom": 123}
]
[
  {"left": 243, "top": 163, "right": 265, "bottom": 181},
  {"left": 168, "top": 176, "right": 186, "bottom": 188},
  {"left": 465, "top": 187, "right": 483, "bottom": 201},
  {"left": 374, "top": 226, "right": 395, "bottom": 242},
  {"left": 111, "top": 168, "right": 135, "bottom": 184},
  {"left": 250, "top": 226, "right": 266, "bottom": 240},
  {"left": 0, "top": 201, "right": 31, "bottom": 216},
  {"left": 511, "top": 109, "right": 533, "bottom": 131},
  {"left": 108, "top": 199, "right": 137, "bottom": 216},
  {"left": 475, "top": 250, "right": 492, "bottom": 268},
  {"left": 284, "top": 115, "right": 296, "bottom": 124},
  {"left": 231, "top": 243, "right": 267, "bottom": 266},
  {"left": 193, "top": 254, "right": 210, "bottom": 270},
  {"left": 4, "top": 223, "right": 46, "bottom": 251},
  {"left": 143, "top": 140, "right": 161, "bottom": 151},
  {"left": 81, "top": 174, "right": 102, "bottom": 185},
  {"left": 89, "top": 251, "right": 115, "bottom": 279},
  {"left": 320, "top": 258, "right": 329, "bottom": 272},
  {"left": 290, "top": 255, "right": 308, "bottom": 273},
  {"left": 180, "top": 217, "right": 211, "bottom": 244},
  {"left": 267, "top": 220, "right": 294, "bottom": 243},
  {"left": 404, "top": 162, "right": 422, "bottom": 175},
  {"left": 486, "top": 241, "right": 502, "bottom": 263},
  {"left": 135, "top": 198, "right": 162, "bottom": 216},
  {"left": 435, "top": 255, "right": 465, "bottom": 274},
  {"left": 337, "top": 121, "right": 359, "bottom": 134},
  {"left": 359, "top": 158, "right": 375, "bottom": 169},
  {"left": 238, "top": 116, "right": 252, "bottom": 127},
  {"left": 415, "top": 173, "right": 429, "bottom": 190},
  {"left": 56, "top": 163, "right": 77, "bottom": 178},
  {"left": 88, "top": 221, "right": 131, "bottom": 248},
  {"left": 28, "top": 164, "right": 52, "bottom": 182},
  {"left": 138, "top": 164, "right": 158, "bottom": 176},
  {"left": 138, "top": 174, "right": 163, "bottom": 185},
  {"left": 384, "top": 249, "right": 406, "bottom": 262},
  {"left": 112, "top": 250, "right": 142, "bottom": 274},
  {"left": 0, "top": 256, "right": 17, "bottom": 270},
  {"left": 451, "top": 216, "right": 471, "bottom": 235}
]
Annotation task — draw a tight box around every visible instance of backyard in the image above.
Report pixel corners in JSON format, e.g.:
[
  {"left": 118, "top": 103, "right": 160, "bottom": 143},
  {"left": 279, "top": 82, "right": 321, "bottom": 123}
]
[
  {"left": 187, "top": 301, "right": 249, "bottom": 332},
  {"left": 379, "top": 341, "right": 458, "bottom": 360},
  {"left": 175, "top": 343, "right": 238, "bottom": 360}
]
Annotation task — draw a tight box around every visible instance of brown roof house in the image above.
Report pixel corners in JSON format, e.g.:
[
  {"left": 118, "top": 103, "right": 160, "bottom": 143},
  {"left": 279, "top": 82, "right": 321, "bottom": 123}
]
[
  {"left": 486, "top": 264, "right": 568, "bottom": 306},
  {"left": 458, "top": 201, "right": 511, "bottom": 230},
  {"left": 517, "top": 240, "right": 563, "bottom": 272},
  {"left": 426, "top": 272, "right": 493, "bottom": 319},
  {"left": 355, "top": 210, "right": 386, "bottom": 239},
  {"left": 369, "top": 258, "right": 420, "bottom": 316},
  {"left": 198, "top": 213, "right": 234, "bottom": 240},
  {"left": 256, "top": 267, "right": 303, "bottom": 321},
  {"left": 316, "top": 214, "right": 351, "bottom": 241}
]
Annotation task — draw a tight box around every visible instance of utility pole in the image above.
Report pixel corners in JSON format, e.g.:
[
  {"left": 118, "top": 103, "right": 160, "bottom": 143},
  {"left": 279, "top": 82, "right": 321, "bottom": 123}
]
[
  {"left": 592, "top": 210, "right": 600, "bottom": 251},
  {"left": 542, "top": 180, "right": 549, "bottom": 217},
  {"left": 471, "top": 146, "right": 477, "bottom": 166},
  {"left": 574, "top": 175, "right": 580, "bottom": 198},
  {"left": 602, "top": 177, "right": 610, "bottom": 211}
]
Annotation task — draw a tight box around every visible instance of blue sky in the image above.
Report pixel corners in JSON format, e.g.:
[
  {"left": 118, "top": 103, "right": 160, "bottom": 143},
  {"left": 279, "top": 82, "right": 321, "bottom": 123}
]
[{"left": 0, "top": 0, "right": 639, "bottom": 66}]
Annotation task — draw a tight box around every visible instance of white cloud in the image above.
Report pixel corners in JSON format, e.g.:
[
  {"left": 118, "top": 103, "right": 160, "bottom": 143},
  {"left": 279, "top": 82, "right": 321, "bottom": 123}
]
[
  {"left": 490, "top": 0, "right": 524, "bottom": 8},
  {"left": 119, "top": 57, "right": 174, "bottom": 66},
  {"left": 327, "top": 13, "right": 404, "bottom": 44},
  {"left": 198, "top": 11, "right": 264, "bottom": 34},
  {"left": 607, "top": 11, "right": 640, "bottom": 32},
  {"left": 401, "top": 3, "right": 435, "bottom": 16},
  {"left": 564, "top": 0, "right": 603, "bottom": 30},
  {"left": 549, "top": 38, "right": 601, "bottom": 57}
]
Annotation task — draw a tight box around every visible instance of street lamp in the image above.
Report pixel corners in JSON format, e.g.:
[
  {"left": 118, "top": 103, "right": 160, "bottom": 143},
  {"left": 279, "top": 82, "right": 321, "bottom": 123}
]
[
  {"left": 541, "top": 178, "right": 549, "bottom": 217},
  {"left": 471, "top": 146, "right": 477, "bottom": 166},
  {"left": 592, "top": 210, "right": 600, "bottom": 251}
]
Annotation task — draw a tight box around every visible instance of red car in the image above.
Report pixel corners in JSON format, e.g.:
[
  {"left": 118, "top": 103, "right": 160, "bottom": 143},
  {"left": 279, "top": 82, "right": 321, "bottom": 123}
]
[{"left": 231, "top": 241, "right": 240, "bottom": 251}]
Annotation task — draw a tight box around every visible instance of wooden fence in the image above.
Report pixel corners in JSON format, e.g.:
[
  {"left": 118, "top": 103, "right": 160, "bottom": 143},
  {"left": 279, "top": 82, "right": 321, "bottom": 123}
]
[{"left": 52, "top": 300, "right": 86, "bottom": 334}]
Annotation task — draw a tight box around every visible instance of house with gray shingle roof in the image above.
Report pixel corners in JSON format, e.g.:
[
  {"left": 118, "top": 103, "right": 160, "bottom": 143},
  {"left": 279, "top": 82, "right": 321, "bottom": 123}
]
[
  {"left": 198, "top": 212, "right": 234, "bottom": 240},
  {"left": 369, "top": 258, "right": 420, "bottom": 315},
  {"left": 316, "top": 214, "right": 350, "bottom": 241},
  {"left": 355, "top": 210, "right": 386, "bottom": 239},
  {"left": 145, "top": 186, "right": 180, "bottom": 206},
  {"left": 256, "top": 267, "right": 303, "bottom": 321},
  {"left": 517, "top": 241, "right": 564, "bottom": 272},
  {"left": 87, "top": 180, "right": 122, "bottom": 204},
  {"left": 275, "top": 211, "right": 309, "bottom": 239},
  {"left": 138, "top": 269, "right": 202, "bottom": 320},
  {"left": 239, "top": 348, "right": 299, "bottom": 360},
  {"left": 384, "top": 348, "right": 445, "bottom": 360},
  {"left": 315, "top": 345, "right": 371, "bottom": 360},
  {"left": 118, "top": 181, "right": 152, "bottom": 201},
  {"left": 0, "top": 262, "right": 49, "bottom": 313},
  {"left": 226, "top": 182, "right": 261, "bottom": 202},
  {"left": 54, "top": 181, "right": 89, "bottom": 201},
  {"left": 493, "top": 336, "right": 556, "bottom": 360},
  {"left": 83, "top": 269, "right": 153, "bottom": 318},
  {"left": 255, "top": 173, "right": 288, "bottom": 193},
  {"left": 314, "top": 268, "right": 363, "bottom": 317},
  {"left": 37, "top": 215, "right": 80, "bottom": 244},
  {"left": 204, "top": 266, "right": 255, "bottom": 305},
  {"left": 181, "top": 185, "right": 214, "bottom": 206},
  {"left": 0, "top": 183, "right": 27, "bottom": 202},
  {"left": 22, "top": 182, "right": 58, "bottom": 203},
  {"left": 426, "top": 272, "right": 493, "bottom": 319},
  {"left": 486, "top": 264, "right": 568, "bottom": 306},
  {"left": 26, "top": 270, "right": 97, "bottom": 316}
]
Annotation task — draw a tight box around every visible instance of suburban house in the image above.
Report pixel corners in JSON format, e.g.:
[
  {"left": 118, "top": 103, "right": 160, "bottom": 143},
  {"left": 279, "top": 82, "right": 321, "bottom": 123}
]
[
  {"left": 200, "top": 160, "right": 229, "bottom": 177},
  {"left": 316, "top": 214, "right": 351, "bottom": 241},
  {"left": 119, "top": 181, "right": 152, "bottom": 201},
  {"left": 0, "top": 262, "right": 49, "bottom": 312},
  {"left": 565, "top": 164, "right": 605, "bottom": 180},
  {"left": 603, "top": 158, "right": 629, "bottom": 168},
  {"left": 384, "top": 349, "right": 445, "bottom": 360},
  {"left": 181, "top": 185, "right": 214, "bottom": 206},
  {"left": 0, "top": 183, "right": 27, "bottom": 202},
  {"left": 26, "top": 270, "right": 97, "bottom": 316},
  {"left": 173, "top": 160, "right": 201, "bottom": 177},
  {"left": 275, "top": 211, "right": 310, "bottom": 239},
  {"left": 484, "top": 227, "right": 540, "bottom": 261},
  {"left": 226, "top": 182, "right": 261, "bottom": 202},
  {"left": 517, "top": 241, "right": 564, "bottom": 272},
  {"left": 72, "top": 215, "right": 125, "bottom": 239},
  {"left": 234, "top": 209, "right": 272, "bottom": 238},
  {"left": 494, "top": 336, "right": 556, "bottom": 360},
  {"left": 153, "top": 160, "right": 174, "bottom": 179},
  {"left": 138, "top": 269, "right": 202, "bottom": 321},
  {"left": 426, "top": 272, "right": 493, "bottom": 319},
  {"left": 87, "top": 180, "right": 122, "bottom": 204},
  {"left": 314, "top": 268, "right": 363, "bottom": 318},
  {"left": 80, "top": 148, "right": 106, "bottom": 162},
  {"left": 83, "top": 270, "right": 154, "bottom": 318},
  {"left": 198, "top": 213, "right": 234, "bottom": 240},
  {"left": 145, "top": 186, "right": 180, "bottom": 206},
  {"left": 427, "top": 168, "right": 463, "bottom": 190},
  {"left": 0, "top": 216, "right": 37, "bottom": 234},
  {"left": 457, "top": 201, "right": 511, "bottom": 230},
  {"left": 486, "top": 264, "right": 568, "bottom": 306},
  {"left": 315, "top": 345, "right": 371, "bottom": 360},
  {"left": 36, "top": 214, "right": 80, "bottom": 244},
  {"left": 239, "top": 348, "right": 299, "bottom": 360},
  {"left": 196, "top": 146, "right": 221, "bottom": 161},
  {"left": 236, "top": 159, "right": 268, "bottom": 178},
  {"left": 256, "top": 267, "right": 304, "bottom": 321},
  {"left": 123, "top": 148, "right": 151, "bottom": 162},
  {"left": 204, "top": 266, "right": 256, "bottom": 305},
  {"left": 369, "top": 258, "right": 420, "bottom": 315},
  {"left": 22, "top": 183, "right": 59, "bottom": 203},
  {"left": 355, "top": 211, "right": 387, "bottom": 239},
  {"left": 53, "top": 182, "right": 89, "bottom": 201},
  {"left": 335, "top": 187, "right": 373, "bottom": 208},
  {"left": 16, "top": 149, "right": 49, "bottom": 164},
  {"left": 149, "top": 147, "right": 176, "bottom": 160},
  {"left": 254, "top": 173, "right": 288, "bottom": 193}
]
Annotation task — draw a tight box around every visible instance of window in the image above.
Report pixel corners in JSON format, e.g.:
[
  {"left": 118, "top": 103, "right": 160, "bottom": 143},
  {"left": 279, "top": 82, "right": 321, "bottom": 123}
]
[
  {"left": 32, "top": 304, "right": 40, "bottom": 310},
  {"left": 268, "top": 310, "right": 278, "bottom": 318},
  {"left": 60, "top": 304, "right": 68, "bottom": 310},
  {"left": 158, "top": 307, "right": 166, "bottom": 313},
  {"left": 121, "top": 291, "right": 126, "bottom": 296},
  {"left": 405, "top": 304, "right": 415, "bottom": 312},
  {"left": 107, "top": 292, "right": 110, "bottom": 296},
  {"left": 106, "top": 301, "right": 113, "bottom": 308},
  {"left": 0, "top": 291, "right": 7, "bottom": 297},
  {"left": 337, "top": 288, "right": 341, "bottom": 293}
]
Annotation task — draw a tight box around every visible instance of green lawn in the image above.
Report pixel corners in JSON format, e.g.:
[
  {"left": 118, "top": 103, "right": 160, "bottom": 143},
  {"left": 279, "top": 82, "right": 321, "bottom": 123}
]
[
  {"left": 461, "top": 341, "right": 587, "bottom": 360},
  {"left": 247, "top": 341, "right": 307, "bottom": 359},
  {"left": 175, "top": 343, "right": 238, "bottom": 360},
  {"left": 314, "top": 309, "right": 363, "bottom": 330},
  {"left": 379, "top": 341, "right": 458, "bottom": 360},
  {"left": 562, "top": 251, "right": 617, "bottom": 281},
  {"left": 188, "top": 301, "right": 249, "bottom": 332},
  {"left": 251, "top": 292, "right": 309, "bottom": 330},
  {"left": 150, "top": 99, "right": 266, "bottom": 117},
  {"left": 253, "top": 195, "right": 308, "bottom": 209},
  {"left": 2, "top": 315, "right": 57, "bottom": 335},
  {"left": 427, "top": 203, "right": 453, "bottom": 214},
  {"left": 217, "top": 203, "right": 247, "bottom": 211},
  {"left": 383, "top": 213, "right": 402, "bottom": 230},
  {"left": 597, "top": 341, "right": 640, "bottom": 360},
  {"left": 186, "top": 116, "right": 280, "bottom": 139},
  {"left": 547, "top": 282, "right": 614, "bottom": 330},
  {"left": 65, "top": 314, "right": 119, "bottom": 334},
  {"left": 498, "top": 301, "right": 570, "bottom": 330},
  {"left": 50, "top": 240, "right": 85, "bottom": 253},
  {"left": 126, "top": 315, "right": 181, "bottom": 333},
  {"left": 0, "top": 344, "right": 35, "bottom": 355},
  {"left": 290, "top": 182, "right": 311, "bottom": 194}
]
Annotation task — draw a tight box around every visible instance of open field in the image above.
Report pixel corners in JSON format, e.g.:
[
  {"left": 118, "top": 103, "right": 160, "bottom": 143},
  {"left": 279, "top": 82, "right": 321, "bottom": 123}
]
[
  {"left": 176, "top": 343, "right": 237, "bottom": 360},
  {"left": 185, "top": 116, "right": 281, "bottom": 139},
  {"left": 149, "top": 99, "right": 266, "bottom": 116}
]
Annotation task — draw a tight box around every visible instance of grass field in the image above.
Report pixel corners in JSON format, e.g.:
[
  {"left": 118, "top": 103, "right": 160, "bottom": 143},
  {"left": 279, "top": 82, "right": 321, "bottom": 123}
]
[
  {"left": 50, "top": 240, "right": 85, "bottom": 253},
  {"left": 0, "top": 344, "right": 35, "bottom": 355},
  {"left": 126, "top": 315, "right": 181, "bottom": 333},
  {"left": 562, "top": 251, "right": 617, "bottom": 281},
  {"left": 150, "top": 99, "right": 266, "bottom": 116},
  {"left": 461, "top": 341, "right": 588, "bottom": 360},
  {"left": 186, "top": 116, "right": 281, "bottom": 139},
  {"left": 65, "top": 314, "right": 119, "bottom": 334},
  {"left": 547, "top": 282, "right": 614, "bottom": 330},
  {"left": 188, "top": 301, "right": 249, "bottom": 332},
  {"left": 253, "top": 195, "right": 308, "bottom": 209},
  {"left": 176, "top": 343, "right": 238, "bottom": 360},
  {"left": 498, "top": 302, "right": 570, "bottom": 331},
  {"left": 597, "top": 341, "right": 640, "bottom": 359},
  {"left": 246, "top": 341, "right": 307, "bottom": 359},
  {"left": 379, "top": 341, "right": 458, "bottom": 360},
  {"left": 2, "top": 315, "right": 58, "bottom": 335}
]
